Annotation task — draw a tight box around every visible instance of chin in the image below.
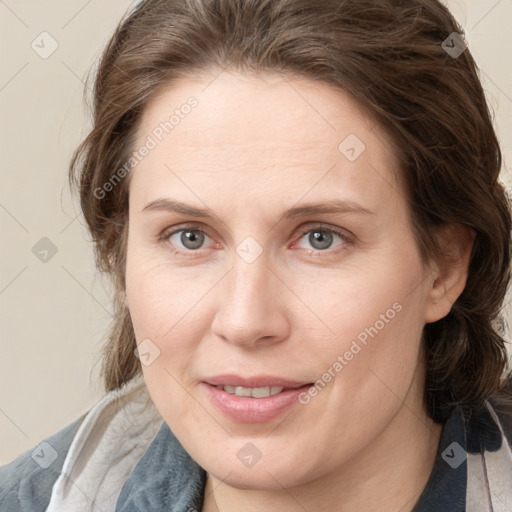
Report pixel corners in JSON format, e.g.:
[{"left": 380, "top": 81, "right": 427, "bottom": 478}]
[
  {"left": 212, "top": 466, "right": 301, "bottom": 491},
  {"left": 200, "top": 446, "right": 319, "bottom": 491}
]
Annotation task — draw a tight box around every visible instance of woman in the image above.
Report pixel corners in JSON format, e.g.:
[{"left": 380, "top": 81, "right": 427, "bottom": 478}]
[{"left": 1, "top": 0, "right": 511, "bottom": 510}]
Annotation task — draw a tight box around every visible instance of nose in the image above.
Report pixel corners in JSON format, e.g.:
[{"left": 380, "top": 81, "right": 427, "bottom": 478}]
[{"left": 210, "top": 254, "right": 291, "bottom": 349}]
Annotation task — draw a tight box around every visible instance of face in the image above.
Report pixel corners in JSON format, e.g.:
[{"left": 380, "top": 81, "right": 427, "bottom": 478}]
[{"left": 124, "top": 70, "right": 437, "bottom": 490}]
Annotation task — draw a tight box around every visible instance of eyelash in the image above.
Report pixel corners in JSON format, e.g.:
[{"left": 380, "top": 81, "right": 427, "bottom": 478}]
[{"left": 158, "top": 222, "right": 354, "bottom": 258}]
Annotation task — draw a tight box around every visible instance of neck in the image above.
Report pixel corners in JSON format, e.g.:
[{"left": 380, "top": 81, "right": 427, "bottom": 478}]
[{"left": 202, "top": 381, "right": 443, "bottom": 512}]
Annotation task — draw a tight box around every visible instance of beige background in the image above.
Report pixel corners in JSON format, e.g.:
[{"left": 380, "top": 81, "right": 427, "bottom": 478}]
[{"left": 1, "top": 0, "right": 511, "bottom": 464}]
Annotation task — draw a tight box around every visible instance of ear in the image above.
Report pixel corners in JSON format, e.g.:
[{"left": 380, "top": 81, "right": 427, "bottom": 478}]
[{"left": 424, "top": 224, "right": 475, "bottom": 324}]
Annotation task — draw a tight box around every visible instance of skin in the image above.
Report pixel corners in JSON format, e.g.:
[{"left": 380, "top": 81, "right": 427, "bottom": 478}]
[{"left": 124, "top": 70, "right": 474, "bottom": 512}]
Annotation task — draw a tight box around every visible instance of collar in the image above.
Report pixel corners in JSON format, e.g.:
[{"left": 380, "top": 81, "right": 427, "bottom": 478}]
[
  {"left": 413, "top": 401, "right": 512, "bottom": 511},
  {"left": 115, "top": 420, "right": 206, "bottom": 512},
  {"left": 412, "top": 406, "right": 467, "bottom": 511}
]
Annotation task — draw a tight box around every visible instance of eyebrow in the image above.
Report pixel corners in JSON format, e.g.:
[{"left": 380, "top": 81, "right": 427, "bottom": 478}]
[{"left": 142, "top": 198, "right": 375, "bottom": 218}]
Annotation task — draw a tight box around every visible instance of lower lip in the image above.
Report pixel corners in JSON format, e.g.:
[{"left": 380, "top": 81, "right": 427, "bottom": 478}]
[{"left": 201, "top": 382, "right": 313, "bottom": 423}]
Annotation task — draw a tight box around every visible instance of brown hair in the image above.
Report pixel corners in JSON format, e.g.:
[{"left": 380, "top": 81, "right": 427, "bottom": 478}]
[{"left": 70, "top": 0, "right": 512, "bottom": 423}]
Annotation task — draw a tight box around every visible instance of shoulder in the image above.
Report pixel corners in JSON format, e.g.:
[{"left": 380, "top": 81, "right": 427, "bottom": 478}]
[
  {"left": 0, "top": 414, "right": 86, "bottom": 512},
  {"left": 466, "top": 389, "right": 512, "bottom": 454},
  {"left": 489, "top": 396, "right": 512, "bottom": 448},
  {"left": 0, "top": 376, "right": 159, "bottom": 512},
  {"left": 466, "top": 399, "right": 512, "bottom": 451},
  {"left": 413, "top": 399, "right": 512, "bottom": 511},
  {"left": 462, "top": 398, "right": 512, "bottom": 509},
  {"left": 487, "top": 377, "right": 512, "bottom": 447},
  {"left": 44, "top": 376, "right": 164, "bottom": 511}
]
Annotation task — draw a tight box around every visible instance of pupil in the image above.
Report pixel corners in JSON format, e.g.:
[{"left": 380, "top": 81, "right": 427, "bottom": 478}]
[
  {"left": 310, "top": 230, "right": 332, "bottom": 250},
  {"left": 182, "top": 230, "right": 204, "bottom": 250}
]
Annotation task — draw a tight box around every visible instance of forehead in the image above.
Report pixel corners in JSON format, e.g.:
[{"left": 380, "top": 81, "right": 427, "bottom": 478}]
[{"left": 129, "top": 70, "right": 405, "bottom": 215}]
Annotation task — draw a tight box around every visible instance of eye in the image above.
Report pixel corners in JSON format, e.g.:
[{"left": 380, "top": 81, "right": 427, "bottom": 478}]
[
  {"left": 295, "top": 225, "right": 350, "bottom": 253},
  {"left": 164, "top": 227, "right": 213, "bottom": 251},
  {"left": 159, "top": 223, "right": 352, "bottom": 256}
]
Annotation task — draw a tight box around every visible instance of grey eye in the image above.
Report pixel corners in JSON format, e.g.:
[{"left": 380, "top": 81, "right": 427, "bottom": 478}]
[
  {"left": 307, "top": 230, "right": 334, "bottom": 250},
  {"left": 170, "top": 229, "right": 207, "bottom": 250}
]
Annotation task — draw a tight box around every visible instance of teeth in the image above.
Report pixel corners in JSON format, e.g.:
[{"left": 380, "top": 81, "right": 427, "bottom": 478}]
[{"left": 216, "top": 385, "right": 285, "bottom": 398}]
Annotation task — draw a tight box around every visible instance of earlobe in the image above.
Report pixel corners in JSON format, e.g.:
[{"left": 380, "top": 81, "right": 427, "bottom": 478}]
[{"left": 424, "top": 224, "right": 475, "bottom": 324}]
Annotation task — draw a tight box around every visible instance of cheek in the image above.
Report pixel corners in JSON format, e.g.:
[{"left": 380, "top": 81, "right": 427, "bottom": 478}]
[
  {"left": 332, "top": 289, "right": 426, "bottom": 426},
  {"left": 125, "top": 245, "right": 216, "bottom": 342},
  {"left": 302, "top": 246, "right": 427, "bottom": 411},
  {"left": 125, "top": 255, "right": 213, "bottom": 422},
  {"left": 305, "top": 283, "right": 426, "bottom": 467},
  {"left": 306, "top": 262, "right": 423, "bottom": 356}
]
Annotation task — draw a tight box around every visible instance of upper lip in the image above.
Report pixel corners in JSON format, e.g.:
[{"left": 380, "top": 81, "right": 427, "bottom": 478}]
[{"left": 203, "top": 374, "right": 311, "bottom": 389}]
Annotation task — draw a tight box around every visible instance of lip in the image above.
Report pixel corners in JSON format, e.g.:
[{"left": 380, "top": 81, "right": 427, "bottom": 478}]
[
  {"left": 203, "top": 374, "right": 309, "bottom": 389},
  {"left": 200, "top": 375, "right": 313, "bottom": 423}
]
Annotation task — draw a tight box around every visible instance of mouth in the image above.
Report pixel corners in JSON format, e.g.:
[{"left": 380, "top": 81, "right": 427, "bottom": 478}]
[
  {"left": 210, "top": 384, "right": 292, "bottom": 398},
  {"left": 200, "top": 375, "right": 314, "bottom": 423},
  {"left": 203, "top": 375, "right": 311, "bottom": 397}
]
